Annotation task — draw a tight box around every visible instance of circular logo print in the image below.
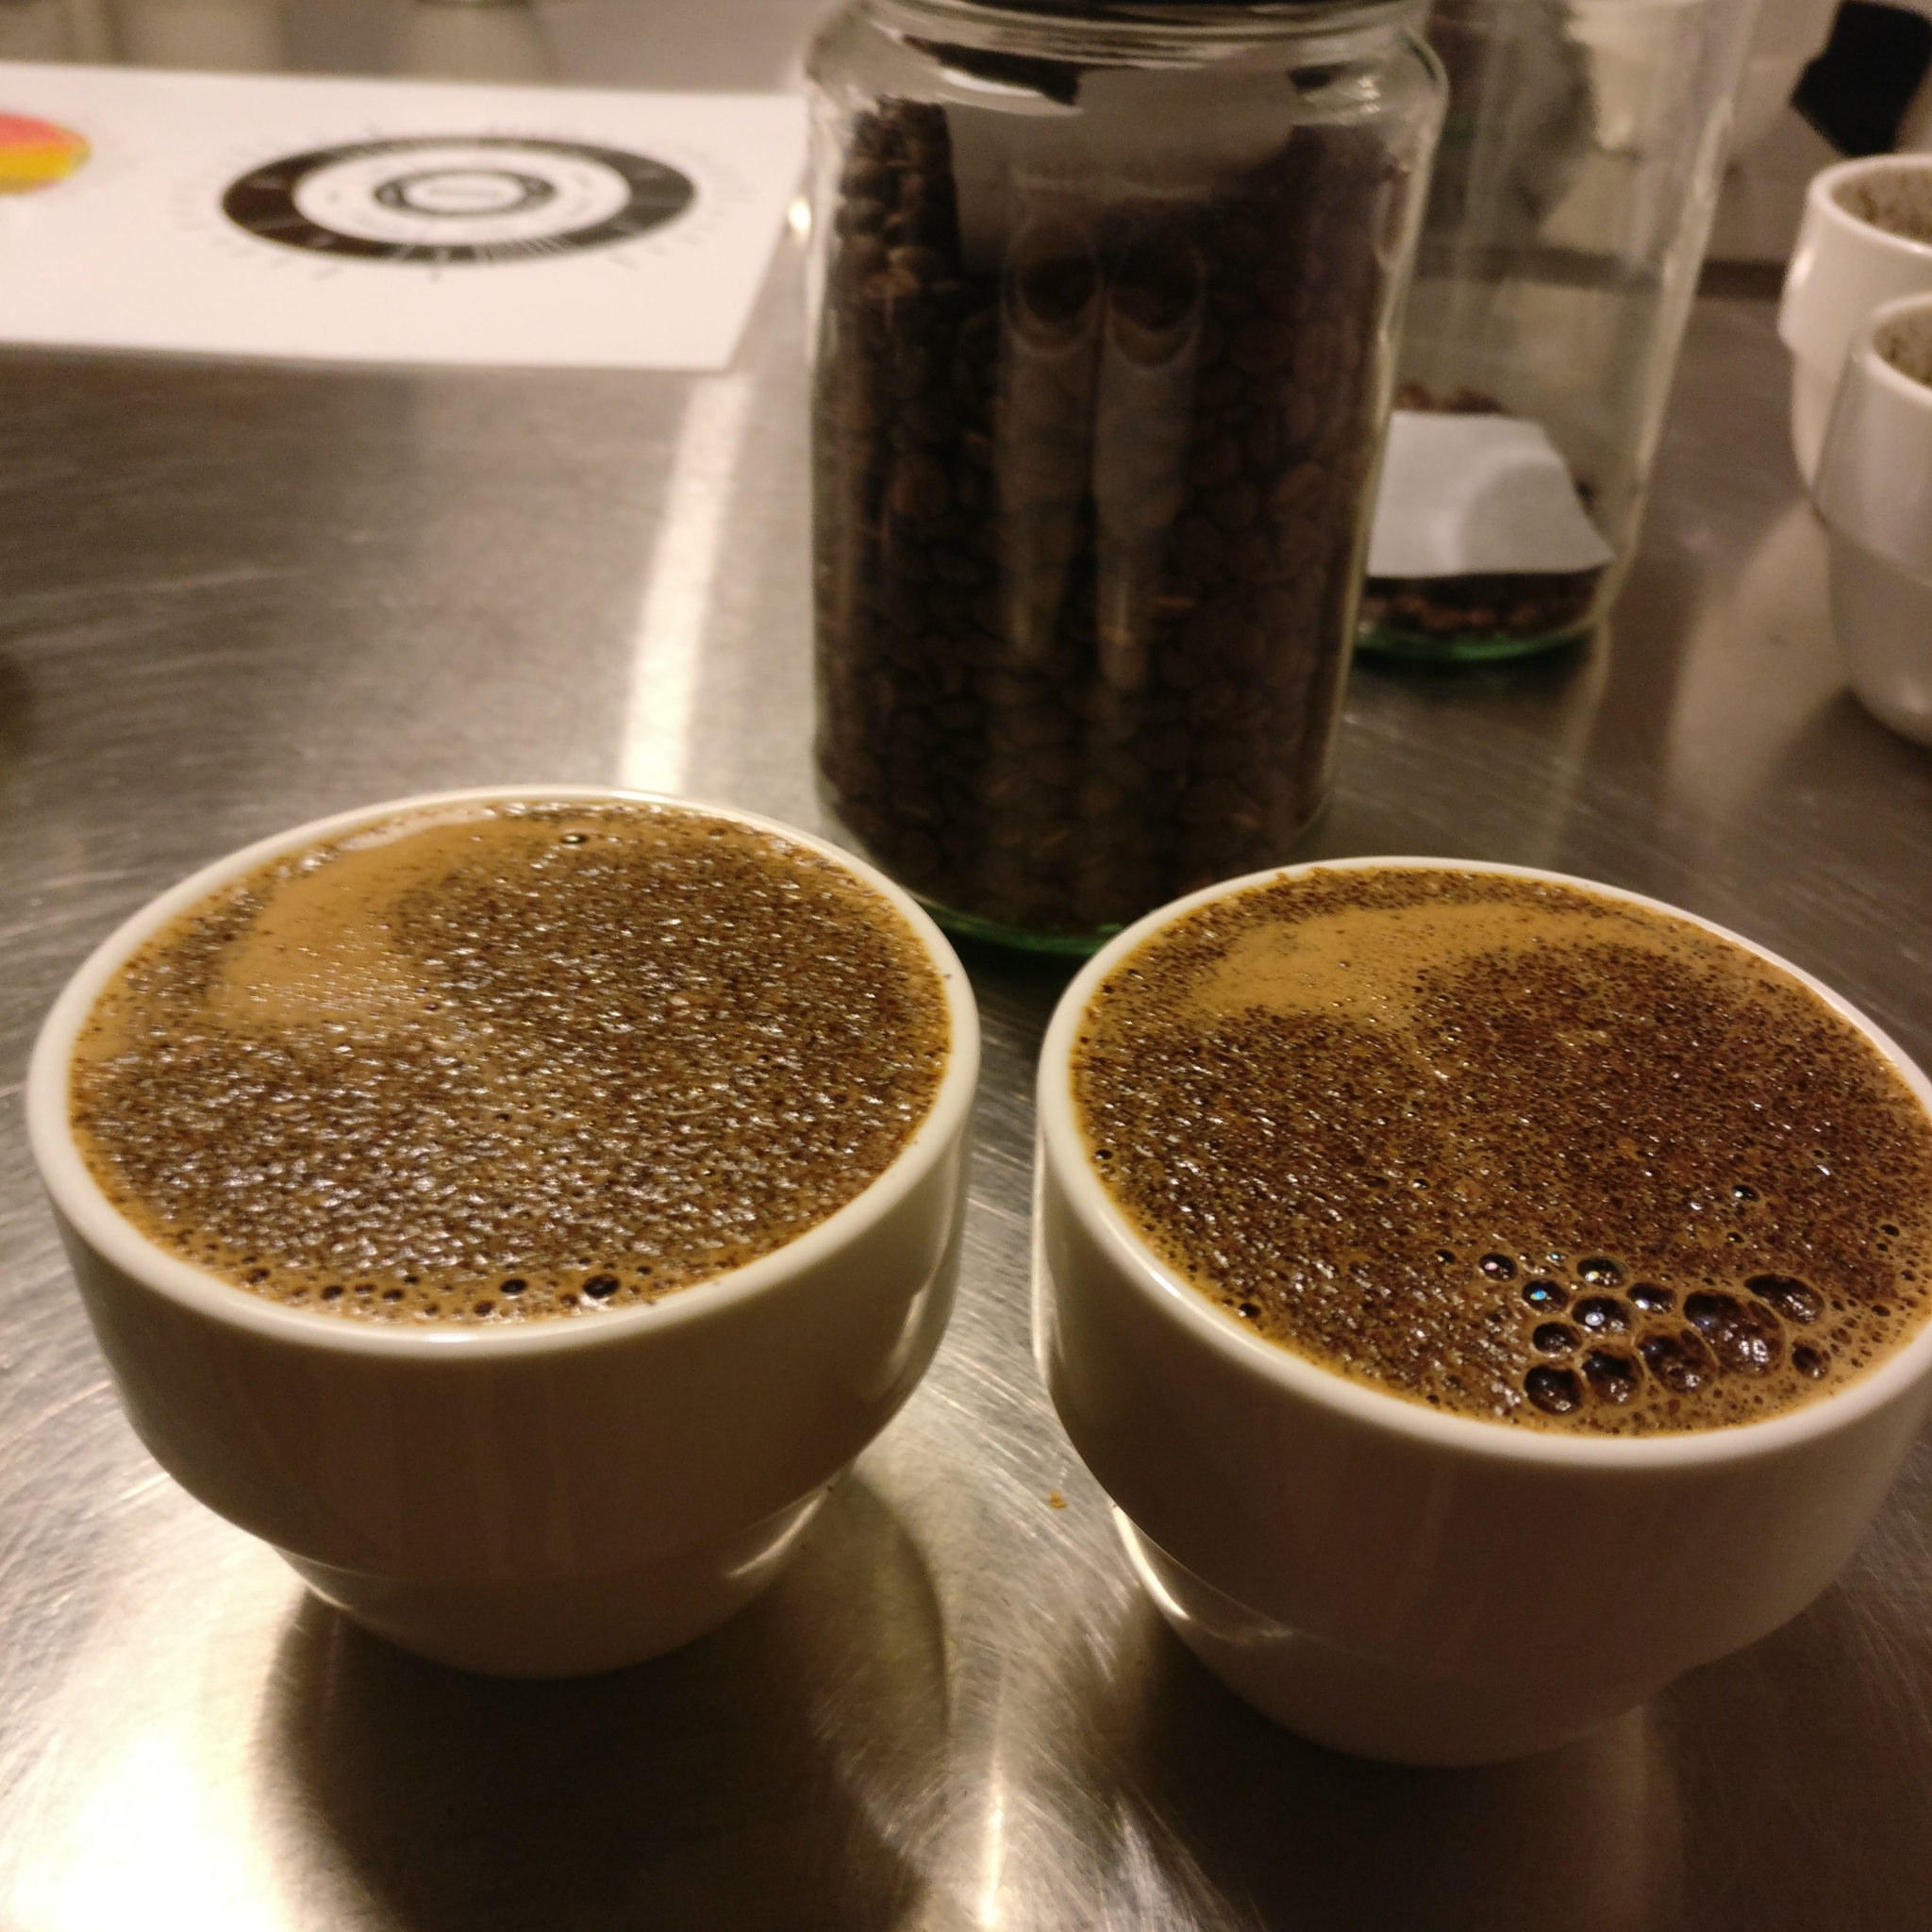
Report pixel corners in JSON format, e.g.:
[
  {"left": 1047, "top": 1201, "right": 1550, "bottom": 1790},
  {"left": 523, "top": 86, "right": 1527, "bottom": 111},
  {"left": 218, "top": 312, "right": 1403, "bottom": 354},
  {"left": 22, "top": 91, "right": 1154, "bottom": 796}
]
[
  {"left": 0, "top": 112, "right": 90, "bottom": 195},
  {"left": 222, "top": 136, "right": 695, "bottom": 264}
]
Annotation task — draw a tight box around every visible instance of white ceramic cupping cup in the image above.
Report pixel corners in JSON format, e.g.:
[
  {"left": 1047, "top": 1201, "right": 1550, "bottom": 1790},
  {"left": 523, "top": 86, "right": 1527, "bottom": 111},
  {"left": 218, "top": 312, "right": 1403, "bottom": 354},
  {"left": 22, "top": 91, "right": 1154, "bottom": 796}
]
[
  {"left": 1815, "top": 292, "right": 1932, "bottom": 747},
  {"left": 1034, "top": 858, "right": 1932, "bottom": 1767},
  {"left": 27, "top": 787, "right": 980, "bottom": 1677},
  {"left": 1780, "top": 154, "right": 1932, "bottom": 487}
]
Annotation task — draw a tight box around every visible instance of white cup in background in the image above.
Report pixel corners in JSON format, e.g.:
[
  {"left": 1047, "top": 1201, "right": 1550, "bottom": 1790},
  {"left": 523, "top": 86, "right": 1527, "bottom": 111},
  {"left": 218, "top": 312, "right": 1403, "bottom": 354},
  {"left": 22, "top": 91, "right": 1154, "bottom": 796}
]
[
  {"left": 1778, "top": 155, "right": 1932, "bottom": 487},
  {"left": 27, "top": 788, "right": 980, "bottom": 1677},
  {"left": 1816, "top": 292, "right": 1932, "bottom": 746},
  {"left": 1033, "top": 859, "right": 1932, "bottom": 1766}
]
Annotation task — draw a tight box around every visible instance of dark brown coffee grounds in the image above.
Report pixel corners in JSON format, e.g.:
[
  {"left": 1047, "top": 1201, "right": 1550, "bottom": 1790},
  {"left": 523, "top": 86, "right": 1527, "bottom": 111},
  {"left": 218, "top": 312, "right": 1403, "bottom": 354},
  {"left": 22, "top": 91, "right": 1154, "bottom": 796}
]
[
  {"left": 1072, "top": 866, "right": 1932, "bottom": 1434},
  {"left": 71, "top": 802, "right": 950, "bottom": 1322}
]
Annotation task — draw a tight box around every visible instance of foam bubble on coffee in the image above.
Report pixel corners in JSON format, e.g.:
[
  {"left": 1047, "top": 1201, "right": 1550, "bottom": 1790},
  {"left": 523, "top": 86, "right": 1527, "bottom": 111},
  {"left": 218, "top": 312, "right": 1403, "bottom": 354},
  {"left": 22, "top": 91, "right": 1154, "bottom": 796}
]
[
  {"left": 71, "top": 801, "right": 950, "bottom": 1322},
  {"left": 1071, "top": 867, "right": 1932, "bottom": 1434}
]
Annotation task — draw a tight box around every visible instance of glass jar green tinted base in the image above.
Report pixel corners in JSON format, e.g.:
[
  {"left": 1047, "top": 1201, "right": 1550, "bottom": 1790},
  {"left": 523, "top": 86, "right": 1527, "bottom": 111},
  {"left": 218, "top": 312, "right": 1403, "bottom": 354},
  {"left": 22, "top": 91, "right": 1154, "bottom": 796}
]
[
  {"left": 1356, "top": 605, "right": 1595, "bottom": 662},
  {"left": 925, "top": 899, "right": 1124, "bottom": 958},
  {"left": 1357, "top": 621, "right": 1591, "bottom": 663},
  {"left": 1355, "top": 557, "right": 1617, "bottom": 662},
  {"left": 819, "top": 785, "right": 1334, "bottom": 957}
]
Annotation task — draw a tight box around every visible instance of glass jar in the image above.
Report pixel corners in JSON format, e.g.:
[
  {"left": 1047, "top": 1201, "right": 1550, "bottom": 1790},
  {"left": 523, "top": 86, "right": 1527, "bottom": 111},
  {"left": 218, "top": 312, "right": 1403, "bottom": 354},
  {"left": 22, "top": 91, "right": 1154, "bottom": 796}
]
[
  {"left": 1357, "top": 0, "right": 1759, "bottom": 662},
  {"left": 807, "top": 0, "right": 1444, "bottom": 951}
]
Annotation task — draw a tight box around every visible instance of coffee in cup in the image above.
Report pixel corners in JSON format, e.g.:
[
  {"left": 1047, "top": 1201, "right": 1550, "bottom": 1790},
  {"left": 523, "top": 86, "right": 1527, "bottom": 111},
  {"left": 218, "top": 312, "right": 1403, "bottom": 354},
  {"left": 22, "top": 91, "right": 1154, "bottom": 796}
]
[
  {"left": 30, "top": 789, "right": 980, "bottom": 1676},
  {"left": 1036, "top": 859, "right": 1932, "bottom": 1762},
  {"left": 69, "top": 797, "right": 951, "bottom": 1324},
  {"left": 1835, "top": 165, "right": 1932, "bottom": 247},
  {"left": 1069, "top": 863, "right": 1932, "bottom": 1433}
]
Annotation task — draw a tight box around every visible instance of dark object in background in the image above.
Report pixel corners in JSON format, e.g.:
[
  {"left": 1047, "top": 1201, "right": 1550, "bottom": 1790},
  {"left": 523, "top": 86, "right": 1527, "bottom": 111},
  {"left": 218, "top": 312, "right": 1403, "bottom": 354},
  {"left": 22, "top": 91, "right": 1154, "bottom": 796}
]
[{"left": 1796, "top": 1, "right": 1932, "bottom": 156}]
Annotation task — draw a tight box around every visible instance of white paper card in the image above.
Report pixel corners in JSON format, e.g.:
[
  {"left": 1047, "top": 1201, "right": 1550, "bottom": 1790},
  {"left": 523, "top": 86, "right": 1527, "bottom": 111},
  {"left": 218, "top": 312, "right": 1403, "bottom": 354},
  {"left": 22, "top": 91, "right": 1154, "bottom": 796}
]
[
  {"left": 1367, "top": 410, "right": 1615, "bottom": 578},
  {"left": 0, "top": 61, "right": 806, "bottom": 370}
]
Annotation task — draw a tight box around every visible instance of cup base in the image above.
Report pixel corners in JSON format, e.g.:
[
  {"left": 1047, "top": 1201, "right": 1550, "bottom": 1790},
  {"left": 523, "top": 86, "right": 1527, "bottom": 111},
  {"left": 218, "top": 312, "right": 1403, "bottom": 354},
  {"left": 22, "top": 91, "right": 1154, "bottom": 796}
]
[
  {"left": 1828, "top": 532, "right": 1932, "bottom": 748},
  {"left": 1115, "top": 1511, "right": 1650, "bottom": 1768},
  {"left": 282, "top": 1487, "right": 831, "bottom": 1677}
]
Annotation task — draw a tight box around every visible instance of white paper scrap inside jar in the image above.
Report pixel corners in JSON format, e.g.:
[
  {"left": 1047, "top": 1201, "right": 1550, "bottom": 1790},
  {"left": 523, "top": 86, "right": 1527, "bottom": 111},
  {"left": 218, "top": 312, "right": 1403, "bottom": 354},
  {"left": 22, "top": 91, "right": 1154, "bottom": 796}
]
[
  {"left": 945, "top": 61, "right": 1294, "bottom": 275},
  {"left": 1367, "top": 411, "right": 1615, "bottom": 577}
]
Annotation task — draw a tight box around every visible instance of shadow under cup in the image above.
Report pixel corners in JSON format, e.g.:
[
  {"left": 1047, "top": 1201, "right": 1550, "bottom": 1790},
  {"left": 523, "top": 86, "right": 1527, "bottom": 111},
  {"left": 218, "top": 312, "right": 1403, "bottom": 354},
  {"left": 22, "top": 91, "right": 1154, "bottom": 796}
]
[
  {"left": 1032, "top": 858, "right": 1932, "bottom": 1766},
  {"left": 25, "top": 787, "right": 981, "bottom": 1677}
]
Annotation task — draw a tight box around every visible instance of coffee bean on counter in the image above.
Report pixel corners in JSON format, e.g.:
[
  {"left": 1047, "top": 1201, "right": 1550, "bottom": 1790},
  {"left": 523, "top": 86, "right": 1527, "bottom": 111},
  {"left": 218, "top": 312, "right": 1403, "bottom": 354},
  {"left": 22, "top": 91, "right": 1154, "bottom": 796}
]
[{"left": 813, "top": 96, "right": 1417, "bottom": 940}]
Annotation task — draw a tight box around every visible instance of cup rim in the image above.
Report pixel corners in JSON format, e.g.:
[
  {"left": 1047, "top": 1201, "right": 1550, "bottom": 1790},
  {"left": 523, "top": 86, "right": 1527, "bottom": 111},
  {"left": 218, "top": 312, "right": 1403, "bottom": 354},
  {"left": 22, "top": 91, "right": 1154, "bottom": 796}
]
[
  {"left": 27, "top": 785, "right": 981, "bottom": 1360},
  {"left": 1038, "top": 856, "right": 1932, "bottom": 1472},
  {"left": 1809, "top": 154, "right": 1932, "bottom": 263},
  {"left": 1853, "top": 291, "right": 1932, "bottom": 409}
]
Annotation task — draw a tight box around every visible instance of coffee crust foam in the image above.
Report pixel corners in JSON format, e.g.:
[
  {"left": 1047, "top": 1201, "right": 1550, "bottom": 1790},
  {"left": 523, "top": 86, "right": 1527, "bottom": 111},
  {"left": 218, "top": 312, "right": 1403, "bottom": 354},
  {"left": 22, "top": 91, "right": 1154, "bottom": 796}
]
[
  {"left": 72, "top": 802, "right": 950, "bottom": 1323},
  {"left": 1835, "top": 166, "right": 1932, "bottom": 247},
  {"left": 1072, "top": 867, "right": 1932, "bottom": 1435}
]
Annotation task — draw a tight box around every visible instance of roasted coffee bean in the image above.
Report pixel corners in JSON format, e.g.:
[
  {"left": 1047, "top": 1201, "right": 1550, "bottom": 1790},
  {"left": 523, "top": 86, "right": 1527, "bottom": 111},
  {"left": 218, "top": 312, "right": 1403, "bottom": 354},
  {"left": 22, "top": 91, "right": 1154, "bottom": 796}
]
[
  {"left": 1685, "top": 1290, "right": 1784, "bottom": 1375},
  {"left": 813, "top": 96, "right": 1418, "bottom": 939},
  {"left": 1358, "top": 567, "right": 1602, "bottom": 651},
  {"left": 837, "top": 196, "right": 889, "bottom": 237}
]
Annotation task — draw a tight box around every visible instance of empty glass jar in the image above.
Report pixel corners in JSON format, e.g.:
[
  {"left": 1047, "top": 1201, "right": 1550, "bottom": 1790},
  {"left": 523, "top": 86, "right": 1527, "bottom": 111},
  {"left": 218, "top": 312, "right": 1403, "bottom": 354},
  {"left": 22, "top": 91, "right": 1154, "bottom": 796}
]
[
  {"left": 808, "top": 0, "right": 1444, "bottom": 950},
  {"left": 1357, "top": 0, "right": 1760, "bottom": 661}
]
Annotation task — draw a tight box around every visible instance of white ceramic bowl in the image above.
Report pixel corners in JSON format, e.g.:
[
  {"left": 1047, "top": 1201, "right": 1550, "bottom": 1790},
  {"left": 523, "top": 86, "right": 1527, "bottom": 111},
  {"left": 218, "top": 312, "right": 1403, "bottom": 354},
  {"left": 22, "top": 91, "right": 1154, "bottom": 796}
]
[
  {"left": 1034, "top": 858, "right": 1932, "bottom": 1764},
  {"left": 1817, "top": 292, "right": 1932, "bottom": 747},
  {"left": 1779, "top": 155, "right": 1932, "bottom": 487},
  {"left": 28, "top": 787, "right": 980, "bottom": 1676}
]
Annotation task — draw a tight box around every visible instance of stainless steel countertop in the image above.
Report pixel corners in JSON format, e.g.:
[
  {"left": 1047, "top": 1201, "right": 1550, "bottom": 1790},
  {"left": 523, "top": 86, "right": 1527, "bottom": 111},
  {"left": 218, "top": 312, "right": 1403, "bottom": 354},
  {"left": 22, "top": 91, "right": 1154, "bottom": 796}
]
[{"left": 6, "top": 13, "right": 1932, "bottom": 1929}]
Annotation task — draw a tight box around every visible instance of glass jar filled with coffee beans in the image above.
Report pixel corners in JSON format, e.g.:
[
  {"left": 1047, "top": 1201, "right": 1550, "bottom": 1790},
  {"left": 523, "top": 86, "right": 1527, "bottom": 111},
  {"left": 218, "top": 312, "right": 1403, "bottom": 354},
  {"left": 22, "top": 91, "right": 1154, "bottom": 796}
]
[{"left": 807, "top": 0, "right": 1444, "bottom": 951}]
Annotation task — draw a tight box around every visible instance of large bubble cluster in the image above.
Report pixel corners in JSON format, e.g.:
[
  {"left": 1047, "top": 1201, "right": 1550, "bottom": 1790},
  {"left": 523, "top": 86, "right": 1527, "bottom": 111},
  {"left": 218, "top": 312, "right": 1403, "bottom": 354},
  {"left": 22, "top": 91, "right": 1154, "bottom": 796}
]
[
  {"left": 1073, "top": 867, "right": 1932, "bottom": 1436},
  {"left": 1498, "top": 1257, "right": 1838, "bottom": 1421},
  {"left": 72, "top": 803, "right": 950, "bottom": 1322}
]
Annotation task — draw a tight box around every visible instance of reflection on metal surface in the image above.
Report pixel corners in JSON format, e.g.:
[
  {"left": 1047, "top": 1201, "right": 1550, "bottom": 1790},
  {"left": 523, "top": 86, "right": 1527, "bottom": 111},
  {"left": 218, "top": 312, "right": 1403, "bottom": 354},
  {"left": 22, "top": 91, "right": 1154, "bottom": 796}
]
[
  {"left": 975, "top": 1789, "right": 1006, "bottom": 1927},
  {"left": 1, "top": 1514, "right": 298, "bottom": 1931},
  {"left": 1662, "top": 497, "right": 1843, "bottom": 829},
  {"left": 1313, "top": 626, "right": 1614, "bottom": 874},
  {"left": 621, "top": 374, "right": 757, "bottom": 797},
  {"left": 256, "top": 1474, "right": 947, "bottom": 1928}
]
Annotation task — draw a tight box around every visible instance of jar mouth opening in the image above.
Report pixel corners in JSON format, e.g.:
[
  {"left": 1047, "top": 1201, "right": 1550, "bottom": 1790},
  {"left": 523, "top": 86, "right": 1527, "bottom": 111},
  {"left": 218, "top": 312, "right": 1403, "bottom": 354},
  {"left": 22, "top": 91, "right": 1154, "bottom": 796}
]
[
  {"left": 869, "top": 0, "right": 1422, "bottom": 51},
  {"left": 925, "top": 0, "right": 1410, "bottom": 12},
  {"left": 949, "top": 1, "right": 1408, "bottom": 10}
]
